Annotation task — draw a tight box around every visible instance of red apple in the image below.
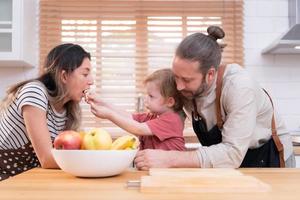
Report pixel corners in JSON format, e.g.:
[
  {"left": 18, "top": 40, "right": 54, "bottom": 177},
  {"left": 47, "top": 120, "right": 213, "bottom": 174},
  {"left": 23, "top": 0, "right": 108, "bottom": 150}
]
[{"left": 54, "top": 130, "right": 82, "bottom": 150}]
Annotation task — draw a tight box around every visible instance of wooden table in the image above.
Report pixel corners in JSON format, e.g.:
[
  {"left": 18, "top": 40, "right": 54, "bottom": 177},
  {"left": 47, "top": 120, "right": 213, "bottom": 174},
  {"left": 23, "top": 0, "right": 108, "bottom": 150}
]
[{"left": 1, "top": 168, "right": 300, "bottom": 200}]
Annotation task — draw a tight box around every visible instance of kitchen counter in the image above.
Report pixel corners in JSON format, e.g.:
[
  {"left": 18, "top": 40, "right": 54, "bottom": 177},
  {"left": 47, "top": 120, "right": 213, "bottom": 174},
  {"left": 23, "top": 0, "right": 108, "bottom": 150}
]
[{"left": 1, "top": 168, "right": 300, "bottom": 200}]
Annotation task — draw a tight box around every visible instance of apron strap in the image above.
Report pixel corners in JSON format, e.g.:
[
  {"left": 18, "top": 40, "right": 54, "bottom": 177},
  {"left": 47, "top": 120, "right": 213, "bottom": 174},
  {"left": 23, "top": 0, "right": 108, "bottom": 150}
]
[
  {"left": 215, "top": 64, "right": 227, "bottom": 129},
  {"left": 262, "top": 89, "right": 285, "bottom": 168},
  {"left": 215, "top": 66, "right": 285, "bottom": 168}
]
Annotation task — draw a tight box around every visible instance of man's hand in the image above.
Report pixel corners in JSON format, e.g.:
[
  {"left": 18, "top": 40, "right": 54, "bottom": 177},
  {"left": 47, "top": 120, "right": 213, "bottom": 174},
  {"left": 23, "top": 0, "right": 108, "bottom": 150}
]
[
  {"left": 134, "top": 149, "right": 173, "bottom": 170},
  {"left": 134, "top": 149, "right": 200, "bottom": 170}
]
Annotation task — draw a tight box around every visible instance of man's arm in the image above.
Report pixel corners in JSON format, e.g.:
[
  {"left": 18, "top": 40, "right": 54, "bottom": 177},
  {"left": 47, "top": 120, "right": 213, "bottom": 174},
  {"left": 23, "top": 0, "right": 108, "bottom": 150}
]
[{"left": 134, "top": 149, "right": 200, "bottom": 170}]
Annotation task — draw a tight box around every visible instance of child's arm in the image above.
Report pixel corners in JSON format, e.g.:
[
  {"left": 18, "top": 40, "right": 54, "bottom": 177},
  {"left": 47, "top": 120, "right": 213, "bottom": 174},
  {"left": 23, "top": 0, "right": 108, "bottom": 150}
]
[
  {"left": 87, "top": 93, "right": 152, "bottom": 136},
  {"left": 86, "top": 92, "right": 131, "bottom": 118},
  {"left": 108, "top": 111, "right": 152, "bottom": 136}
]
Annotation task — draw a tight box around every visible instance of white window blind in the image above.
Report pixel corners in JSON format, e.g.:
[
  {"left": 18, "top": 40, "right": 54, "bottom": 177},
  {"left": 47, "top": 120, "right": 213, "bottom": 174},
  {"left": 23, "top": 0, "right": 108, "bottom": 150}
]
[{"left": 39, "top": 0, "right": 243, "bottom": 137}]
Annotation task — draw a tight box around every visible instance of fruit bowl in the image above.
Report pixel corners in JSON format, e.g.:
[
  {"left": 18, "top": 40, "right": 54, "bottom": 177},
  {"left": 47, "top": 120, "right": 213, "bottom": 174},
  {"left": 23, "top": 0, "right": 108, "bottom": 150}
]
[{"left": 52, "top": 149, "right": 138, "bottom": 177}]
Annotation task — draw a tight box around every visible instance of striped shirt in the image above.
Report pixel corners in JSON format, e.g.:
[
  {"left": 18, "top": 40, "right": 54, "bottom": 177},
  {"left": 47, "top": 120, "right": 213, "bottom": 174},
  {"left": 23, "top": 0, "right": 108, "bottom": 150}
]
[{"left": 0, "top": 81, "right": 67, "bottom": 150}]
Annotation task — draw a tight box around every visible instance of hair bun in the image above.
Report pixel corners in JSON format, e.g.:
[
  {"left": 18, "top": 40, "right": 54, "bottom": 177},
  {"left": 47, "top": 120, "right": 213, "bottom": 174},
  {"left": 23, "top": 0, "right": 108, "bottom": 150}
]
[{"left": 207, "top": 26, "right": 225, "bottom": 41}]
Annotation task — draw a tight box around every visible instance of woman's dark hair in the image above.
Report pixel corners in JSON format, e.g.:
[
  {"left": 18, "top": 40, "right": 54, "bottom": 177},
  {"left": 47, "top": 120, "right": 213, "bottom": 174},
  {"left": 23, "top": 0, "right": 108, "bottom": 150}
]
[
  {"left": 1, "top": 43, "right": 91, "bottom": 130},
  {"left": 40, "top": 43, "right": 91, "bottom": 95},
  {"left": 175, "top": 26, "right": 225, "bottom": 74}
]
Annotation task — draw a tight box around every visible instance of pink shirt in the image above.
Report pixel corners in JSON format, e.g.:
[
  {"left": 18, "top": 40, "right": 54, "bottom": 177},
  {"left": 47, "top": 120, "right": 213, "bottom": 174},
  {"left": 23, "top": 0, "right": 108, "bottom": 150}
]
[{"left": 132, "top": 112, "right": 185, "bottom": 151}]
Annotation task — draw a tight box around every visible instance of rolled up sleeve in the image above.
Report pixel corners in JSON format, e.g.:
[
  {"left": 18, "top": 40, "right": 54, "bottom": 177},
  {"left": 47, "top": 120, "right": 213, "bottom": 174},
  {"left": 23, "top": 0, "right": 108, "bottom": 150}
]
[{"left": 196, "top": 85, "right": 257, "bottom": 168}]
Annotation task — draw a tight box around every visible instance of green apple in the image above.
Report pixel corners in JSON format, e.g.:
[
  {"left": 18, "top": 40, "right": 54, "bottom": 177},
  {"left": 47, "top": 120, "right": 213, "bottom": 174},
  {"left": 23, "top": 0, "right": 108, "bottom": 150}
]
[{"left": 82, "top": 128, "right": 112, "bottom": 150}]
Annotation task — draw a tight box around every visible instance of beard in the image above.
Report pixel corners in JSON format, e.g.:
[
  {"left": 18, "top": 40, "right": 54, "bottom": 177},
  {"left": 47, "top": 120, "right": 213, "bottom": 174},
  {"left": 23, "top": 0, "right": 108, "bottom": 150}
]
[
  {"left": 180, "top": 78, "right": 208, "bottom": 100},
  {"left": 194, "top": 81, "right": 208, "bottom": 97}
]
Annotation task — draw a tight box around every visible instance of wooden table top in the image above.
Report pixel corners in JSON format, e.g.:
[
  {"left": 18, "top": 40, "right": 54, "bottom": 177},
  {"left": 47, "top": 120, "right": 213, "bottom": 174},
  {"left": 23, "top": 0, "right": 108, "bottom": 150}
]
[{"left": 1, "top": 168, "right": 300, "bottom": 200}]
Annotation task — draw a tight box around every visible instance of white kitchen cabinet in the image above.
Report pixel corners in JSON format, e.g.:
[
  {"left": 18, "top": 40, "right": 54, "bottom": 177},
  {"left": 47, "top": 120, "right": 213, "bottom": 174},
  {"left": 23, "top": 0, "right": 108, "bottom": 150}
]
[{"left": 0, "top": 0, "right": 37, "bottom": 67}]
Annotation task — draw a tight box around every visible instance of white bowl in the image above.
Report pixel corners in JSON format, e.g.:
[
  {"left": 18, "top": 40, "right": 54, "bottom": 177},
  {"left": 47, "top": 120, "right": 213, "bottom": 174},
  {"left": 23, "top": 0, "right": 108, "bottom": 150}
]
[{"left": 51, "top": 149, "right": 138, "bottom": 177}]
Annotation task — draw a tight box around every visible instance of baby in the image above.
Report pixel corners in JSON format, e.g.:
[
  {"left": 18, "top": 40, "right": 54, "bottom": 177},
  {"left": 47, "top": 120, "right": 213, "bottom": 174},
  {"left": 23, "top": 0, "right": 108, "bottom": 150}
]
[{"left": 86, "top": 68, "right": 185, "bottom": 151}]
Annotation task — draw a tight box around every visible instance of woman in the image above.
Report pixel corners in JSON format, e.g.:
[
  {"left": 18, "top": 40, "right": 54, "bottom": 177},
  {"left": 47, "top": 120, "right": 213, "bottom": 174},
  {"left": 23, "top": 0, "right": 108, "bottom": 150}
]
[
  {"left": 134, "top": 26, "right": 295, "bottom": 170},
  {"left": 0, "top": 43, "right": 94, "bottom": 181}
]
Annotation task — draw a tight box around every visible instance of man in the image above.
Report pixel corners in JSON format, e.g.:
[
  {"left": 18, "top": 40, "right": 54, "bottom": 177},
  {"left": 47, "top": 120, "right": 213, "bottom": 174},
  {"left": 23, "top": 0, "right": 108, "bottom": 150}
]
[{"left": 134, "top": 26, "right": 295, "bottom": 169}]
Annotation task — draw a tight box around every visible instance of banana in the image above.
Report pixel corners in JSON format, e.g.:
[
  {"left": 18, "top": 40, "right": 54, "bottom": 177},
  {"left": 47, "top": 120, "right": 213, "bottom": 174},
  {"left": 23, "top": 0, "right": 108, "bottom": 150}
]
[{"left": 111, "top": 135, "right": 139, "bottom": 150}]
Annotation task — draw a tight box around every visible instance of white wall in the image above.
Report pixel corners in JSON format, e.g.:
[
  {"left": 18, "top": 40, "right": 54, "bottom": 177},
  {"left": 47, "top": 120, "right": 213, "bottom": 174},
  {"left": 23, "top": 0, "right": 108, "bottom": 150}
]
[
  {"left": 0, "top": 67, "right": 38, "bottom": 98},
  {"left": 244, "top": 0, "right": 300, "bottom": 131}
]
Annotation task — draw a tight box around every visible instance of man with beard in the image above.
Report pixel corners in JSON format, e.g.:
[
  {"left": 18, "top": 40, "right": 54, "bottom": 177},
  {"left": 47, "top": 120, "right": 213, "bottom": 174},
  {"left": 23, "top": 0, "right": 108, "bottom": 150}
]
[{"left": 134, "top": 26, "right": 295, "bottom": 169}]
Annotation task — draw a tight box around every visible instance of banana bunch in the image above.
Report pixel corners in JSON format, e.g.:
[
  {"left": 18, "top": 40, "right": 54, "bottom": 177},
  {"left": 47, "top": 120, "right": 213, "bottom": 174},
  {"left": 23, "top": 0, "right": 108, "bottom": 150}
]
[{"left": 111, "top": 135, "right": 139, "bottom": 150}]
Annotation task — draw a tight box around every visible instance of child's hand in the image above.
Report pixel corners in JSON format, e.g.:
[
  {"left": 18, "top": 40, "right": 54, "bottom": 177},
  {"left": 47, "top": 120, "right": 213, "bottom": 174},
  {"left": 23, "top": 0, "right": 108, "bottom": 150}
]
[
  {"left": 90, "top": 101, "right": 112, "bottom": 119},
  {"left": 84, "top": 89, "right": 92, "bottom": 104},
  {"left": 85, "top": 91, "right": 105, "bottom": 106},
  {"left": 85, "top": 92, "right": 112, "bottom": 119}
]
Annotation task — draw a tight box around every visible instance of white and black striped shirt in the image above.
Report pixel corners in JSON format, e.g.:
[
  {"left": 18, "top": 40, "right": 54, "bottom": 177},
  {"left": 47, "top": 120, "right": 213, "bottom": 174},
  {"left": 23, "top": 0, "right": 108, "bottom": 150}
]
[{"left": 0, "top": 81, "right": 67, "bottom": 150}]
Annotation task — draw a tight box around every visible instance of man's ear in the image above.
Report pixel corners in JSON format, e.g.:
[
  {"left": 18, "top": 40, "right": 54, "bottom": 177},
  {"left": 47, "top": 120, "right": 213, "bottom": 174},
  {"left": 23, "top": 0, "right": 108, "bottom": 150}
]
[
  {"left": 60, "top": 70, "right": 68, "bottom": 84},
  {"left": 205, "top": 67, "right": 216, "bottom": 84},
  {"left": 166, "top": 97, "right": 175, "bottom": 108}
]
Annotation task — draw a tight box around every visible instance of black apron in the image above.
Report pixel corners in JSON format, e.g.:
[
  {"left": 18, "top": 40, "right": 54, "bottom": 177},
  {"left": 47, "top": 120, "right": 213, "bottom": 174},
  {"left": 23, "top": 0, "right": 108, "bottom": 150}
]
[
  {"left": 191, "top": 65, "right": 284, "bottom": 168},
  {"left": 192, "top": 114, "right": 281, "bottom": 167},
  {"left": 0, "top": 142, "right": 40, "bottom": 181}
]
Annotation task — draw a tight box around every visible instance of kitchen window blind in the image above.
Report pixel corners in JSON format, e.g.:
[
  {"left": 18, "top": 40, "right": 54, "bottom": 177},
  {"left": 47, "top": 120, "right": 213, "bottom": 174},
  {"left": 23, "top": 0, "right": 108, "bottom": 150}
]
[{"left": 39, "top": 0, "right": 243, "bottom": 137}]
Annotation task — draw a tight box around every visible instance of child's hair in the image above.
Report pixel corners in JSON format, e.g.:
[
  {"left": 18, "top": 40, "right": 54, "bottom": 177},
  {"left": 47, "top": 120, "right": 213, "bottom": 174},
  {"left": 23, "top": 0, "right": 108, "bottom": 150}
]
[{"left": 144, "top": 68, "right": 183, "bottom": 112}]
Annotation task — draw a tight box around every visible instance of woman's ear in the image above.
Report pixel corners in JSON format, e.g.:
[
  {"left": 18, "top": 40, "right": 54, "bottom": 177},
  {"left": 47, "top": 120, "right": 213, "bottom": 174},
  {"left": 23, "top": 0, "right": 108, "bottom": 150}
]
[
  {"left": 60, "top": 70, "right": 68, "bottom": 84},
  {"left": 166, "top": 97, "right": 175, "bottom": 108}
]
